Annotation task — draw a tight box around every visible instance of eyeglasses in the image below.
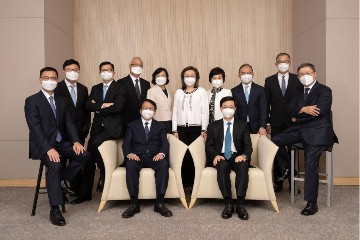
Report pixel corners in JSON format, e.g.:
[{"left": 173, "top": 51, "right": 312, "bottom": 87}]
[
  {"left": 64, "top": 68, "right": 79, "bottom": 72},
  {"left": 276, "top": 61, "right": 290, "bottom": 64},
  {"left": 298, "top": 72, "right": 314, "bottom": 77},
  {"left": 40, "top": 77, "right": 58, "bottom": 81},
  {"left": 100, "top": 68, "right": 113, "bottom": 73},
  {"left": 141, "top": 107, "right": 155, "bottom": 111}
]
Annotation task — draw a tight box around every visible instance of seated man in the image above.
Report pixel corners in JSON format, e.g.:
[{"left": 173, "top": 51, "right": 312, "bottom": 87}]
[
  {"left": 24, "top": 67, "right": 90, "bottom": 226},
  {"left": 122, "top": 99, "right": 172, "bottom": 218},
  {"left": 272, "top": 63, "right": 338, "bottom": 216},
  {"left": 205, "top": 96, "right": 253, "bottom": 220}
]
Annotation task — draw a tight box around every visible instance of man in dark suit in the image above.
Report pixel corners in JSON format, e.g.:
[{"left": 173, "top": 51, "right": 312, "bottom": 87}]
[
  {"left": 206, "top": 96, "right": 253, "bottom": 220},
  {"left": 24, "top": 67, "right": 90, "bottom": 226},
  {"left": 71, "top": 61, "right": 126, "bottom": 204},
  {"left": 272, "top": 63, "right": 338, "bottom": 216},
  {"left": 54, "top": 59, "right": 90, "bottom": 195},
  {"left": 122, "top": 99, "right": 173, "bottom": 218},
  {"left": 117, "top": 57, "right": 150, "bottom": 128},
  {"left": 231, "top": 64, "right": 267, "bottom": 135},
  {"left": 264, "top": 53, "right": 302, "bottom": 192}
]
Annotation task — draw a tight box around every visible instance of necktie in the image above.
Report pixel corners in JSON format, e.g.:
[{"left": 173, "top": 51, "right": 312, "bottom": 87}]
[
  {"left": 49, "top": 96, "right": 62, "bottom": 142},
  {"left": 281, "top": 75, "right": 286, "bottom": 96},
  {"left": 135, "top": 79, "right": 141, "bottom": 100},
  {"left": 70, "top": 84, "right": 77, "bottom": 105},
  {"left": 103, "top": 85, "right": 108, "bottom": 100},
  {"left": 303, "top": 88, "right": 310, "bottom": 101},
  {"left": 224, "top": 122, "right": 232, "bottom": 160},
  {"left": 245, "top": 86, "right": 249, "bottom": 122},
  {"left": 144, "top": 122, "right": 149, "bottom": 141}
]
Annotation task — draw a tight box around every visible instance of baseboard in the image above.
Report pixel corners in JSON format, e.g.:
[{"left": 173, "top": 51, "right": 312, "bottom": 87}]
[
  {"left": 333, "top": 178, "right": 359, "bottom": 185},
  {"left": 0, "top": 179, "right": 46, "bottom": 187}
]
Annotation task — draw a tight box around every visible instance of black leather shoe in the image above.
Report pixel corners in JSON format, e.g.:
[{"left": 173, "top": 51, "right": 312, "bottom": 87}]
[
  {"left": 70, "top": 197, "right": 92, "bottom": 205},
  {"left": 50, "top": 209, "right": 66, "bottom": 226},
  {"left": 301, "top": 202, "right": 318, "bottom": 216},
  {"left": 122, "top": 204, "right": 140, "bottom": 218},
  {"left": 60, "top": 180, "right": 75, "bottom": 195},
  {"left": 276, "top": 168, "right": 290, "bottom": 182},
  {"left": 96, "top": 179, "right": 104, "bottom": 192},
  {"left": 236, "top": 205, "right": 249, "bottom": 220},
  {"left": 274, "top": 182, "right": 283, "bottom": 193},
  {"left": 221, "top": 204, "right": 234, "bottom": 219},
  {"left": 154, "top": 204, "right": 173, "bottom": 217}
]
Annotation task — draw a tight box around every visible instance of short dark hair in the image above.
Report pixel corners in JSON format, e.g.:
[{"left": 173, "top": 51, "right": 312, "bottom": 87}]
[
  {"left": 239, "top": 63, "right": 253, "bottom": 73},
  {"left": 276, "top": 53, "right": 291, "bottom": 61},
  {"left": 40, "top": 67, "right": 58, "bottom": 78},
  {"left": 297, "top": 63, "right": 316, "bottom": 73},
  {"left": 151, "top": 67, "right": 170, "bottom": 85},
  {"left": 209, "top": 67, "right": 226, "bottom": 83},
  {"left": 180, "top": 66, "right": 200, "bottom": 90},
  {"left": 63, "top": 59, "right": 80, "bottom": 70},
  {"left": 220, "top": 96, "right": 237, "bottom": 107},
  {"left": 141, "top": 98, "right": 157, "bottom": 110},
  {"left": 99, "top": 61, "right": 114, "bottom": 71}
]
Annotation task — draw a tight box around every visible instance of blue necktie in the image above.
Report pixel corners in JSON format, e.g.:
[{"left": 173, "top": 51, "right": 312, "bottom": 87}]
[
  {"left": 70, "top": 84, "right": 77, "bottom": 105},
  {"left": 103, "top": 85, "right": 108, "bottom": 100},
  {"left": 49, "top": 96, "right": 62, "bottom": 142},
  {"left": 224, "top": 122, "right": 232, "bottom": 160},
  {"left": 281, "top": 75, "right": 286, "bottom": 96},
  {"left": 245, "top": 86, "right": 249, "bottom": 122},
  {"left": 145, "top": 122, "right": 149, "bottom": 141}
]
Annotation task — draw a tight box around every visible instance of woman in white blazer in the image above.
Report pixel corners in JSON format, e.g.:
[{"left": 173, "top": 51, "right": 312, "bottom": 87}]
[
  {"left": 207, "top": 67, "right": 232, "bottom": 123},
  {"left": 146, "top": 67, "right": 172, "bottom": 133}
]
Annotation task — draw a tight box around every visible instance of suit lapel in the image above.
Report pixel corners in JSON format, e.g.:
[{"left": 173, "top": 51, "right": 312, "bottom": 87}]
[
  {"left": 218, "top": 120, "right": 224, "bottom": 146},
  {"left": 272, "top": 75, "right": 284, "bottom": 98},
  {"left": 140, "top": 78, "right": 148, "bottom": 100},
  {"left": 232, "top": 119, "right": 240, "bottom": 144},
  {"left": 304, "top": 81, "right": 320, "bottom": 105},
  {"left": 237, "top": 83, "right": 247, "bottom": 104},
  {"left": 126, "top": 76, "right": 139, "bottom": 101},
  {"left": 39, "top": 91, "right": 56, "bottom": 121},
  {"left": 103, "top": 80, "right": 116, "bottom": 102}
]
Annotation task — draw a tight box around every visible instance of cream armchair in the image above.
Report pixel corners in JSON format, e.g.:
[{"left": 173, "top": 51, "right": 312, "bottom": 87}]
[
  {"left": 97, "top": 134, "right": 188, "bottom": 212},
  {"left": 189, "top": 134, "right": 280, "bottom": 213}
]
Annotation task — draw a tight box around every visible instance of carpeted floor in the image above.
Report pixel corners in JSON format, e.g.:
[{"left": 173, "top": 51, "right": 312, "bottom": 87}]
[{"left": 0, "top": 183, "right": 358, "bottom": 240}]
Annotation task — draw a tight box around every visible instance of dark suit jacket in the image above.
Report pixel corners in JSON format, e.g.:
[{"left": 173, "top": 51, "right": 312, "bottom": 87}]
[
  {"left": 264, "top": 73, "right": 302, "bottom": 128},
  {"left": 24, "top": 91, "right": 80, "bottom": 159},
  {"left": 122, "top": 119, "right": 169, "bottom": 162},
  {"left": 117, "top": 75, "right": 150, "bottom": 127},
  {"left": 54, "top": 80, "right": 90, "bottom": 142},
  {"left": 205, "top": 118, "right": 253, "bottom": 166},
  {"left": 231, "top": 82, "right": 267, "bottom": 133},
  {"left": 86, "top": 80, "right": 126, "bottom": 139},
  {"left": 285, "top": 81, "right": 338, "bottom": 146}
]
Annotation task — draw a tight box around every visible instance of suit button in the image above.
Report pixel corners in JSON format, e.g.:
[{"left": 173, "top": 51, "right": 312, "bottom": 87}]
[{"left": 145, "top": 149, "right": 149, "bottom": 153}]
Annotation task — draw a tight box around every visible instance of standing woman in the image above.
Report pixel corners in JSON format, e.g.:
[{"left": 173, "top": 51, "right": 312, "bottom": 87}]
[
  {"left": 172, "top": 66, "right": 209, "bottom": 191},
  {"left": 147, "top": 67, "right": 172, "bottom": 133},
  {"left": 207, "top": 67, "right": 232, "bottom": 123}
]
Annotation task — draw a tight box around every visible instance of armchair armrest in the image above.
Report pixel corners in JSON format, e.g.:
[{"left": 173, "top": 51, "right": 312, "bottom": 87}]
[
  {"left": 98, "top": 139, "right": 120, "bottom": 201},
  {"left": 188, "top": 136, "right": 206, "bottom": 199}
]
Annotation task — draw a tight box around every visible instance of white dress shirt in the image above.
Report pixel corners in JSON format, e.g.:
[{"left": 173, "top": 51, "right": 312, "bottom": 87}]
[
  {"left": 130, "top": 74, "right": 141, "bottom": 94},
  {"left": 277, "top": 72, "right": 289, "bottom": 89},
  {"left": 221, "top": 118, "right": 237, "bottom": 153},
  {"left": 41, "top": 89, "right": 56, "bottom": 108},
  {"left": 65, "top": 79, "right": 77, "bottom": 96}
]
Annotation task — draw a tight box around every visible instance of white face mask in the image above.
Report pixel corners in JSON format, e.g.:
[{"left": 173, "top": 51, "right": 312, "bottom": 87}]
[
  {"left": 101, "top": 71, "right": 113, "bottom": 81},
  {"left": 299, "top": 74, "right": 315, "bottom": 87},
  {"left": 141, "top": 109, "right": 154, "bottom": 120},
  {"left": 65, "top": 71, "right": 79, "bottom": 81},
  {"left": 277, "top": 63, "right": 290, "bottom": 73},
  {"left": 184, "top": 77, "right": 196, "bottom": 86},
  {"left": 222, "top": 108, "right": 235, "bottom": 119},
  {"left": 131, "top": 66, "right": 143, "bottom": 75},
  {"left": 240, "top": 74, "right": 253, "bottom": 84},
  {"left": 211, "top": 79, "right": 223, "bottom": 88},
  {"left": 41, "top": 79, "right": 58, "bottom": 91},
  {"left": 155, "top": 77, "right": 167, "bottom": 86}
]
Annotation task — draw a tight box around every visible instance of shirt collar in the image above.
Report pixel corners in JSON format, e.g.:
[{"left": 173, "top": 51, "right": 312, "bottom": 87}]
[
  {"left": 41, "top": 89, "right": 54, "bottom": 99},
  {"left": 103, "top": 79, "right": 113, "bottom": 87},
  {"left": 223, "top": 117, "right": 234, "bottom": 125},
  {"left": 141, "top": 118, "right": 152, "bottom": 126},
  {"left": 305, "top": 80, "right": 317, "bottom": 92},
  {"left": 242, "top": 82, "right": 252, "bottom": 89},
  {"left": 65, "top": 79, "right": 77, "bottom": 87},
  {"left": 277, "top": 72, "right": 289, "bottom": 78},
  {"left": 130, "top": 74, "right": 139, "bottom": 82}
]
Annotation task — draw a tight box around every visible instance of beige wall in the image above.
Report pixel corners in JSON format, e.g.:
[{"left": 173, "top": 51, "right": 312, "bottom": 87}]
[
  {"left": 0, "top": 0, "right": 74, "bottom": 179},
  {"left": 293, "top": 0, "right": 359, "bottom": 178}
]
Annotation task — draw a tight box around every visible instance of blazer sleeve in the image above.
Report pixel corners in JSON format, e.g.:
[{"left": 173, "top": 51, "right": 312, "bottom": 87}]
[
  {"left": 64, "top": 100, "right": 80, "bottom": 143},
  {"left": 122, "top": 124, "right": 135, "bottom": 158},
  {"left": 24, "top": 97, "right": 53, "bottom": 153},
  {"left": 86, "top": 86, "right": 103, "bottom": 111},
  {"left": 158, "top": 124, "right": 169, "bottom": 156},
  {"left": 242, "top": 125, "right": 253, "bottom": 162},
  {"left": 205, "top": 123, "right": 219, "bottom": 165},
  {"left": 258, "top": 86, "right": 267, "bottom": 128},
  {"left": 83, "top": 87, "right": 91, "bottom": 136},
  {"left": 264, "top": 78, "right": 271, "bottom": 124},
  {"left": 100, "top": 83, "right": 126, "bottom": 116}
]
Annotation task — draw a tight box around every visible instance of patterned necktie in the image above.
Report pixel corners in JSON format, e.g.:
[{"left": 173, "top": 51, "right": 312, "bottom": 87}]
[
  {"left": 281, "top": 75, "right": 286, "bottom": 96},
  {"left": 303, "top": 88, "right": 310, "bottom": 101},
  {"left": 135, "top": 79, "right": 141, "bottom": 100},
  {"left": 244, "top": 86, "right": 249, "bottom": 122},
  {"left": 224, "top": 122, "right": 232, "bottom": 160},
  {"left": 70, "top": 84, "right": 77, "bottom": 105},
  {"left": 144, "top": 122, "right": 149, "bottom": 141},
  {"left": 103, "top": 85, "right": 108, "bottom": 100},
  {"left": 49, "top": 96, "right": 62, "bottom": 142}
]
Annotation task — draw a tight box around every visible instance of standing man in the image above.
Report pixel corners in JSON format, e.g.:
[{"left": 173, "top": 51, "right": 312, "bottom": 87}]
[
  {"left": 122, "top": 99, "right": 173, "bottom": 218},
  {"left": 264, "top": 53, "right": 302, "bottom": 192},
  {"left": 24, "top": 67, "right": 90, "bottom": 226},
  {"left": 54, "top": 59, "right": 91, "bottom": 195},
  {"left": 231, "top": 64, "right": 267, "bottom": 135},
  {"left": 205, "top": 96, "right": 253, "bottom": 220},
  {"left": 118, "top": 57, "right": 150, "bottom": 128},
  {"left": 272, "top": 63, "right": 338, "bottom": 216},
  {"left": 71, "top": 61, "right": 126, "bottom": 204}
]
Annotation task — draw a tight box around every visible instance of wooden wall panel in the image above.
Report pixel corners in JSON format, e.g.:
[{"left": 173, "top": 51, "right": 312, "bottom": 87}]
[{"left": 75, "top": 0, "right": 293, "bottom": 94}]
